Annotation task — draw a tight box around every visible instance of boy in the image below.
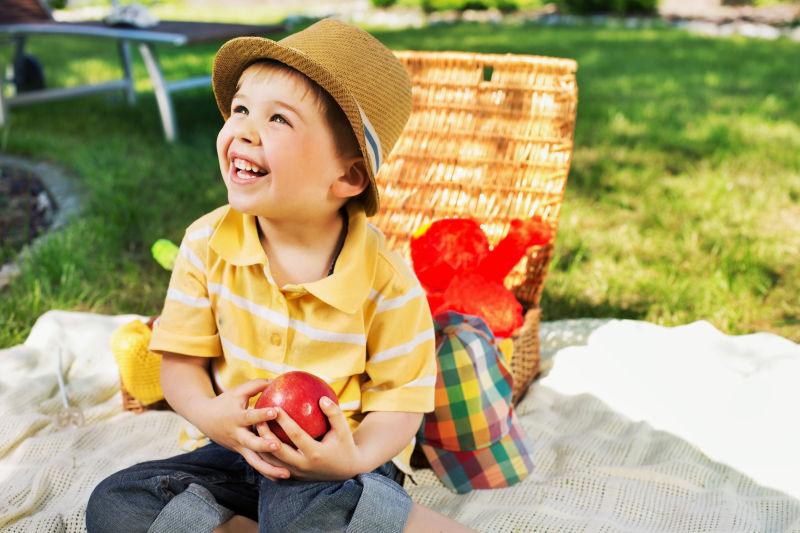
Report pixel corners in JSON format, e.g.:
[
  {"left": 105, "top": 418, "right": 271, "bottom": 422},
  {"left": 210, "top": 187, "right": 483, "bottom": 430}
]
[{"left": 86, "top": 18, "right": 472, "bottom": 533}]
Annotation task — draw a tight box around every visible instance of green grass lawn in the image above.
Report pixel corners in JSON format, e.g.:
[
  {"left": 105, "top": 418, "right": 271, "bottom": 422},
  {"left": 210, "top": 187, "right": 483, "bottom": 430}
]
[{"left": 1, "top": 20, "right": 798, "bottom": 347}]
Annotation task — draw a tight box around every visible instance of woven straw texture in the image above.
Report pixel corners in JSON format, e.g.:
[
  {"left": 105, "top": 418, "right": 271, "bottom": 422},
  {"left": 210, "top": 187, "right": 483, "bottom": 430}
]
[
  {"left": 3, "top": 311, "right": 799, "bottom": 532},
  {"left": 373, "top": 50, "right": 578, "bottom": 402}
]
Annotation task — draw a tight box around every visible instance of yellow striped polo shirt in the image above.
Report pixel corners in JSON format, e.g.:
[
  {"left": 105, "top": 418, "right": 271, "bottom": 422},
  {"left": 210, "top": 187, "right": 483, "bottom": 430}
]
[{"left": 149, "top": 201, "right": 436, "bottom": 475}]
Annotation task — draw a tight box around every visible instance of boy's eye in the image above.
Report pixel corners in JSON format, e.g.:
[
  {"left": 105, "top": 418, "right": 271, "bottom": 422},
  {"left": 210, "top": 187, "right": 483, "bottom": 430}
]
[
  {"left": 230, "top": 106, "right": 289, "bottom": 126},
  {"left": 270, "top": 114, "right": 289, "bottom": 125}
]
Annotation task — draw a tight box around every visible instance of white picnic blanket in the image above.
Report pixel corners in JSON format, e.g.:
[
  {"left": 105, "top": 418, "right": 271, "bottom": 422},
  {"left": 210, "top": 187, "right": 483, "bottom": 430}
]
[{"left": 1, "top": 310, "right": 799, "bottom": 532}]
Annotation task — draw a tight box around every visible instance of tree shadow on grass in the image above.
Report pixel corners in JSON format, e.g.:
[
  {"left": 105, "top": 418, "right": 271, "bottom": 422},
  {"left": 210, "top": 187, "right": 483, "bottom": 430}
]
[{"left": 540, "top": 291, "right": 650, "bottom": 322}]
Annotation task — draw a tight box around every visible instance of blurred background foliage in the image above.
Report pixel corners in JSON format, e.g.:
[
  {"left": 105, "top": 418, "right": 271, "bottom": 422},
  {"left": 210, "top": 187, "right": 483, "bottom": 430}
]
[{"left": 2, "top": 2, "right": 799, "bottom": 346}]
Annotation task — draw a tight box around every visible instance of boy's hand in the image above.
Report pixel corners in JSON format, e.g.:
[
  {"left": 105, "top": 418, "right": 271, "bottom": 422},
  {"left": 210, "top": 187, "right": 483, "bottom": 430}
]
[
  {"left": 193, "top": 379, "right": 292, "bottom": 480},
  {"left": 254, "top": 396, "right": 364, "bottom": 481}
]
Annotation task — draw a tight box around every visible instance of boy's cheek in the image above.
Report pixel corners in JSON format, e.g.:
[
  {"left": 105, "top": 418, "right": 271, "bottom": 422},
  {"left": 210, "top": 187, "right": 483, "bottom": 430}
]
[
  {"left": 216, "top": 128, "right": 233, "bottom": 176},
  {"left": 216, "top": 127, "right": 229, "bottom": 157}
]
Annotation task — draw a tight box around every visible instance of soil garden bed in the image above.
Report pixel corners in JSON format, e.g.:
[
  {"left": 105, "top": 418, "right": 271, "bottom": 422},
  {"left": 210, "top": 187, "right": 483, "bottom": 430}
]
[{"left": 0, "top": 164, "right": 56, "bottom": 265}]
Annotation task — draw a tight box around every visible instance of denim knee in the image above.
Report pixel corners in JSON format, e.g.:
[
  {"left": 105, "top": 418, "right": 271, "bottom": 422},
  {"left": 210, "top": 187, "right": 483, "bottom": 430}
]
[
  {"left": 85, "top": 470, "right": 168, "bottom": 533},
  {"left": 348, "top": 471, "right": 412, "bottom": 533},
  {"left": 259, "top": 477, "right": 363, "bottom": 533},
  {"left": 257, "top": 464, "right": 411, "bottom": 533}
]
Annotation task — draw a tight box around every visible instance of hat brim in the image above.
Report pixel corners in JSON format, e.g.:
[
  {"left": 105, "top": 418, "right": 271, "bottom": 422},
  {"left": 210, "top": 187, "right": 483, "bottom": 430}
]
[
  {"left": 212, "top": 36, "right": 379, "bottom": 216},
  {"left": 420, "top": 411, "right": 534, "bottom": 494}
]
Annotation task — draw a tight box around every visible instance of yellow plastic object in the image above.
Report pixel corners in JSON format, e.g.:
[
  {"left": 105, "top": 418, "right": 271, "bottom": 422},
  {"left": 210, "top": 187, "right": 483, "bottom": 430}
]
[
  {"left": 498, "top": 337, "right": 514, "bottom": 365},
  {"left": 111, "top": 319, "right": 164, "bottom": 405},
  {"left": 152, "top": 239, "right": 179, "bottom": 271},
  {"left": 412, "top": 221, "right": 432, "bottom": 240}
]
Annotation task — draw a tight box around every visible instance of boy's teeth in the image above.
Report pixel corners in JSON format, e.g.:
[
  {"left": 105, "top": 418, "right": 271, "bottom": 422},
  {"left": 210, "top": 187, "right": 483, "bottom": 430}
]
[
  {"left": 233, "top": 158, "right": 266, "bottom": 173},
  {"left": 237, "top": 169, "right": 260, "bottom": 180}
]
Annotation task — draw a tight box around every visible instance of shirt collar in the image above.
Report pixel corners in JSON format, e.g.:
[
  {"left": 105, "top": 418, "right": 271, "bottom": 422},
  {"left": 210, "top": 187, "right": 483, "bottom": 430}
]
[
  {"left": 208, "top": 206, "right": 266, "bottom": 267},
  {"left": 304, "top": 202, "right": 377, "bottom": 314},
  {"left": 209, "top": 202, "right": 377, "bottom": 315}
]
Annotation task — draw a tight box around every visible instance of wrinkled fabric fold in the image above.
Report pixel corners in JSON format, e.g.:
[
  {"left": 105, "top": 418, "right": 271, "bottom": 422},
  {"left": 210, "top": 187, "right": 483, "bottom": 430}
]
[{"left": 148, "top": 483, "right": 234, "bottom": 533}]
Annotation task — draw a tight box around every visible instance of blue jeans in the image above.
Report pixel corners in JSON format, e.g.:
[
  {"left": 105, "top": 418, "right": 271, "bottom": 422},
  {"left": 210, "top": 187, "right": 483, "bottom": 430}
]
[{"left": 86, "top": 441, "right": 411, "bottom": 533}]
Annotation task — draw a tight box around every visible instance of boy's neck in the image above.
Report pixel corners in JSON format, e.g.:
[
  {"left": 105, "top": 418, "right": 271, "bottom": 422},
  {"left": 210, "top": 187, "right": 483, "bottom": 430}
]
[
  {"left": 256, "top": 207, "right": 347, "bottom": 286},
  {"left": 257, "top": 208, "right": 343, "bottom": 247}
]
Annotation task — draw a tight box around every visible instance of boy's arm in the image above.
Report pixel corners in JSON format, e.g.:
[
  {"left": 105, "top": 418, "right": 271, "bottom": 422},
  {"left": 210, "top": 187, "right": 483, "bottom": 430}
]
[
  {"left": 160, "top": 352, "right": 216, "bottom": 425},
  {"left": 352, "top": 410, "right": 423, "bottom": 473}
]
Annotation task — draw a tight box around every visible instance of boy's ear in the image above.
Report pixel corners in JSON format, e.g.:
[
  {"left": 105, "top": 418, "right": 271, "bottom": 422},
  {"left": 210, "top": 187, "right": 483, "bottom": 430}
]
[{"left": 332, "top": 157, "right": 369, "bottom": 200}]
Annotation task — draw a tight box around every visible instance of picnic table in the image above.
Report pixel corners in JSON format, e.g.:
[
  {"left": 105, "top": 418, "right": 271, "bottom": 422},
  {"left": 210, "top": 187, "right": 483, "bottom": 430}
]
[{"left": 0, "top": 0, "right": 285, "bottom": 141}]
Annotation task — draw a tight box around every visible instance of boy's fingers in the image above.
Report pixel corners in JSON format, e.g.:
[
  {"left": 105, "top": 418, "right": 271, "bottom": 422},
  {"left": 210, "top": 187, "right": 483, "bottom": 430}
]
[
  {"left": 242, "top": 407, "right": 277, "bottom": 426},
  {"left": 252, "top": 425, "right": 305, "bottom": 465},
  {"left": 256, "top": 451, "right": 292, "bottom": 471},
  {"left": 240, "top": 448, "right": 290, "bottom": 480},
  {"left": 238, "top": 428, "right": 281, "bottom": 454},
  {"left": 255, "top": 452, "right": 295, "bottom": 479},
  {"left": 319, "top": 396, "right": 349, "bottom": 434},
  {"left": 233, "top": 379, "right": 271, "bottom": 399},
  {"left": 268, "top": 433, "right": 305, "bottom": 464},
  {"left": 255, "top": 422, "right": 282, "bottom": 450},
  {"left": 274, "top": 407, "right": 314, "bottom": 450}
]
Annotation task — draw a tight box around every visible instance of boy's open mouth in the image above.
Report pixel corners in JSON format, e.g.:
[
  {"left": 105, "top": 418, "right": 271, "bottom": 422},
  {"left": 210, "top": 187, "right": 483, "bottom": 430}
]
[
  {"left": 235, "top": 168, "right": 268, "bottom": 179},
  {"left": 232, "top": 157, "right": 269, "bottom": 181}
]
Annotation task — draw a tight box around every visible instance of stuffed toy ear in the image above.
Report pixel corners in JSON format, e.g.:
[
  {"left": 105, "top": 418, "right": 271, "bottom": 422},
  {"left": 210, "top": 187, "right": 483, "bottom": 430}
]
[
  {"left": 411, "top": 218, "right": 490, "bottom": 293},
  {"left": 476, "top": 217, "right": 552, "bottom": 284}
]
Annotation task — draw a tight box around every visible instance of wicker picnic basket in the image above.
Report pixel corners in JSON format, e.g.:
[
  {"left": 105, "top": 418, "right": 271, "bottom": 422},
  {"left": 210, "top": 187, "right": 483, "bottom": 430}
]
[
  {"left": 118, "top": 50, "right": 577, "bottom": 412},
  {"left": 374, "top": 51, "right": 578, "bottom": 403}
]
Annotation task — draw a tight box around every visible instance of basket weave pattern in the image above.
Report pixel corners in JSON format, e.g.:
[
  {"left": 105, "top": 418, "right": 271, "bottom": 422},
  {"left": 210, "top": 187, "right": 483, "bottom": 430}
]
[{"left": 374, "top": 51, "right": 578, "bottom": 403}]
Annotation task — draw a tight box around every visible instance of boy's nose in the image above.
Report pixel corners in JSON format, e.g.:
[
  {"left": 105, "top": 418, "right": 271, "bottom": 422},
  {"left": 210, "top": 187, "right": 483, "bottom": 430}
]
[{"left": 233, "top": 119, "right": 260, "bottom": 145}]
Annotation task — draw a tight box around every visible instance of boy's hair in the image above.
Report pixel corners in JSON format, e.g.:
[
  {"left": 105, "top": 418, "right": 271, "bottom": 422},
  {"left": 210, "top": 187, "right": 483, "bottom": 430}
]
[{"left": 237, "top": 59, "right": 360, "bottom": 160}]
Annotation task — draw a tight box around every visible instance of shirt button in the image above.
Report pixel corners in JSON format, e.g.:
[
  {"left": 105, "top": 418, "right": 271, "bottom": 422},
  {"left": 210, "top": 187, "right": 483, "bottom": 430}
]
[{"left": 270, "top": 333, "right": 282, "bottom": 346}]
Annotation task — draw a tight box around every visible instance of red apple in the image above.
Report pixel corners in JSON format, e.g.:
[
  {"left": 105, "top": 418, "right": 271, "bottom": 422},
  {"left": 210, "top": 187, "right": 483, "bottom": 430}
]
[{"left": 254, "top": 371, "right": 339, "bottom": 447}]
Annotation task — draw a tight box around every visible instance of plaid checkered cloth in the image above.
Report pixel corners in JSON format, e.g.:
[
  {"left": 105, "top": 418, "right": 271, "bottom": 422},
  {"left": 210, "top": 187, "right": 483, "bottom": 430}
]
[{"left": 418, "top": 311, "right": 534, "bottom": 493}]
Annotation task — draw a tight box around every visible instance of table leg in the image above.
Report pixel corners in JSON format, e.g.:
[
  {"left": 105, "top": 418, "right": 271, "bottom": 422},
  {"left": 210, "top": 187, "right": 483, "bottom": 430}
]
[
  {"left": 0, "top": 37, "right": 22, "bottom": 127},
  {"left": 138, "top": 42, "right": 177, "bottom": 142},
  {"left": 0, "top": 75, "right": 7, "bottom": 128},
  {"left": 117, "top": 39, "right": 136, "bottom": 106}
]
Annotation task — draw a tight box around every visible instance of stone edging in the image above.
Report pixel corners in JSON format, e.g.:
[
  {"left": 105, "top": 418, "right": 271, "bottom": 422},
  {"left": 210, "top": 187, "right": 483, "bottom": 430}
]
[{"left": 0, "top": 155, "right": 87, "bottom": 289}]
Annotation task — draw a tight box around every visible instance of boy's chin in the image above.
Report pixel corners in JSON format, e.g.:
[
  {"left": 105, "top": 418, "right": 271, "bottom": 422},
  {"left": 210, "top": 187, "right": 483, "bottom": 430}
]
[{"left": 227, "top": 194, "right": 266, "bottom": 216}]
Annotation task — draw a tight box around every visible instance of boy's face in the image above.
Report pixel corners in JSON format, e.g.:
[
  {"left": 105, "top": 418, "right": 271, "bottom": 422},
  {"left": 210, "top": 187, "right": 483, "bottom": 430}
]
[{"left": 216, "top": 65, "right": 351, "bottom": 221}]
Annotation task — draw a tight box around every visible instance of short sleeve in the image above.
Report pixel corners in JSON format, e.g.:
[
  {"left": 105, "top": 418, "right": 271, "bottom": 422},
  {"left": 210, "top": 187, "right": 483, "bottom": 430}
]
[
  {"left": 361, "top": 276, "right": 437, "bottom": 414},
  {"left": 149, "top": 231, "right": 221, "bottom": 357}
]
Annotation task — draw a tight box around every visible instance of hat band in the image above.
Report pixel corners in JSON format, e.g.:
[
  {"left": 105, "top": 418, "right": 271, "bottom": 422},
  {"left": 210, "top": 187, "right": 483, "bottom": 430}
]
[{"left": 357, "top": 104, "right": 382, "bottom": 177}]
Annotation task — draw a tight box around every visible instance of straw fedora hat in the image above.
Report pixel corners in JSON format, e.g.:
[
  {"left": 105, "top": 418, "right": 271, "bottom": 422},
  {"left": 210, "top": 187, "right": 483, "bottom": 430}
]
[{"left": 212, "top": 18, "right": 412, "bottom": 217}]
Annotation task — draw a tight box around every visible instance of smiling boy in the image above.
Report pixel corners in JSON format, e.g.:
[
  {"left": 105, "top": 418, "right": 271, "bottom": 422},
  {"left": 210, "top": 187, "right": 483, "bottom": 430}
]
[
  {"left": 221, "top": 64, "right": 361, "bottom": 289},
  {"left": 86, "top": 18, "right": 472, "bottom": 533}
]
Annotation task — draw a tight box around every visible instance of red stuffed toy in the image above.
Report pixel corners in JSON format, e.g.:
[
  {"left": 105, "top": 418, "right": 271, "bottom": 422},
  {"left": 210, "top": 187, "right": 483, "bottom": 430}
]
[
  {"left": 410, "top": 218, "right": 489, "bottom": 293},
  {"left": 411, "top": 217, "right": 551, "bottom": 338}
]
